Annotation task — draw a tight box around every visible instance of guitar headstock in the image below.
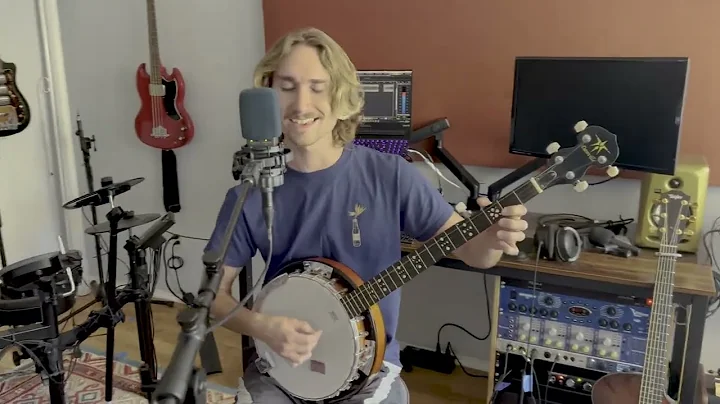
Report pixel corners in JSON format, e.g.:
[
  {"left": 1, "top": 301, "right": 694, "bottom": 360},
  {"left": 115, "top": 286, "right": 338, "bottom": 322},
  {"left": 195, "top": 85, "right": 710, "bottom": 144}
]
[
  {"left": 533, "top": 120, "right": 620, "bottom": 192},
  {"left": 656, "top": 190, "right": 694, "bottom": 244}
]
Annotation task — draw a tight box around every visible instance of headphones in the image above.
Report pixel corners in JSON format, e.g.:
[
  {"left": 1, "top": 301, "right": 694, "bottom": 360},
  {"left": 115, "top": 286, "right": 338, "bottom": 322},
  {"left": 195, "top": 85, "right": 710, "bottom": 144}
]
[{"left": 534, "top": 223, "right": 582, "bottom": 262}]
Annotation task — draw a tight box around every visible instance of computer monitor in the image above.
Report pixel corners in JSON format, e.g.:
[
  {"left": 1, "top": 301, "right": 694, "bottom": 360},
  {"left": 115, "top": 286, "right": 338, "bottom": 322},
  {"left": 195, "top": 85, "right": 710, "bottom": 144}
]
[
  {"left": 509, "top": 57, "right": 689, "bottom": 175},
  {"left": 354, "top": 70, "right": 413, "bottom": 155}
]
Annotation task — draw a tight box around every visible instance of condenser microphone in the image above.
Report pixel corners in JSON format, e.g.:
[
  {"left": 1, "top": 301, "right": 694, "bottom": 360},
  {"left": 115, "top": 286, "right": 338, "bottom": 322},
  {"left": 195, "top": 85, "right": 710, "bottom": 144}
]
[{"left": 234, "top": 87, "right": 292, "bottom": 237}]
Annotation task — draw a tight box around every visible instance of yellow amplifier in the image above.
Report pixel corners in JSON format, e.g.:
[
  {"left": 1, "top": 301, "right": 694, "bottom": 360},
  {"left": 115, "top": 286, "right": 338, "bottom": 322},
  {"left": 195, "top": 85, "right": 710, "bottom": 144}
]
[{"left": 635, "top": 155, "right": 709, "bottom": 253}]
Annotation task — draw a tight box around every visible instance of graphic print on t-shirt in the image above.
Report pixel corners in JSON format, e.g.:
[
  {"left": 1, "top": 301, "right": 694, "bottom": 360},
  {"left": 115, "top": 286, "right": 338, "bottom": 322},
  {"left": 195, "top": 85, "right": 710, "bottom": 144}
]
[{"left": 348, "top": 203, "right": 366, "bottom": 247}]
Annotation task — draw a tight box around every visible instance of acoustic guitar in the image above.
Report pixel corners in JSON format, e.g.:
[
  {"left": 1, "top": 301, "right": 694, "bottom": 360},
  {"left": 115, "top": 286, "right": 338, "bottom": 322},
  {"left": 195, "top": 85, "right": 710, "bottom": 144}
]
[
  {"left": 0, "top": 57, "right": 31, "bottom": 137},
  {"left": 134, "top": 0, "right": 194, "bottom": 213},
  {"left": 592, "top": 190, "right": 708, "bottom": 404},
  {"left": 251, "top": 121, "right": 621, "bottom": 402}
]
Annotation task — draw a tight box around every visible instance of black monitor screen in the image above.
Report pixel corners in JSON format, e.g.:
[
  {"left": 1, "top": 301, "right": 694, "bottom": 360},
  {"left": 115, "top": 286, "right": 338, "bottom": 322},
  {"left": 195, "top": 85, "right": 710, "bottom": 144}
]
[{"left": 509, "top": 57, "right": 689, "bottom": 175}]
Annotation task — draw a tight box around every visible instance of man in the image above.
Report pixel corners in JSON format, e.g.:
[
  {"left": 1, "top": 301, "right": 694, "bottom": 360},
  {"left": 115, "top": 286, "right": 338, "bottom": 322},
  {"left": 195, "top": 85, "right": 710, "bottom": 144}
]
[{"left": 206, "top": 27, "right": 528, "bottom": 403}]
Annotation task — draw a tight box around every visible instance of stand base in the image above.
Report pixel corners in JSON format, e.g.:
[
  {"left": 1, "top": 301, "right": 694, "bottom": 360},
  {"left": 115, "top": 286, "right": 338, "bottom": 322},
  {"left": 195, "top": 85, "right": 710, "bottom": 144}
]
[{"left": 200, "top": 332, "right": 223, "bottom": 375}]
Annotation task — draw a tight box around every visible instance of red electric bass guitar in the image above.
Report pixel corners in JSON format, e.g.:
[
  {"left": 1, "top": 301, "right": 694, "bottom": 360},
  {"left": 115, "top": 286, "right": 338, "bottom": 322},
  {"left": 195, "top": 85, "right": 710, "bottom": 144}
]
[{"left": 134, "top": 0, "right": 194, "bottom": 213}]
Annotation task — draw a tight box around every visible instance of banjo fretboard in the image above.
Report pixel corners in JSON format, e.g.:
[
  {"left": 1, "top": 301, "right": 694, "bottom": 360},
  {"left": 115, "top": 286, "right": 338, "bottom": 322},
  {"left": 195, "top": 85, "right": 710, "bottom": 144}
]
[{"left": 340, "top": 179, "right": 540, "bottom": 318}]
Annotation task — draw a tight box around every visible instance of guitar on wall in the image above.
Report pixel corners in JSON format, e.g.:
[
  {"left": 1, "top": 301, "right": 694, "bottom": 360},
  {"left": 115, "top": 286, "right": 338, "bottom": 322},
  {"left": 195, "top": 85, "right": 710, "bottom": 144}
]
[
  {"left": 134, "top": 0, "right": 194, "bottom": 213},
  {"left": 0, "top": 57, "right": 31, "bottom": 137},
  {"left": 250, "top": 121, "right": 621, "bottom": 402},
  {"left": 592, "top": 191, "right": 708, "bottom": 404}
]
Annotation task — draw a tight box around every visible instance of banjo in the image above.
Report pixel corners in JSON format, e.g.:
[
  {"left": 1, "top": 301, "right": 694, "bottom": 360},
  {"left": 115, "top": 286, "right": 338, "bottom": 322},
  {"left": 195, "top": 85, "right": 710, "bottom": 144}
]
[{"left": 252, "top": 121, "right": 621, "bottom": 402}]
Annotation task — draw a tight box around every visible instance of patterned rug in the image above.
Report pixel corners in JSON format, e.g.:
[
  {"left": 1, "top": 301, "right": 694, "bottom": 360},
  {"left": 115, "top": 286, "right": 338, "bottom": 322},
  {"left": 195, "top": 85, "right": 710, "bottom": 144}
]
[{"left": 0, "top": 346, "right": 236, "bottom": 404}]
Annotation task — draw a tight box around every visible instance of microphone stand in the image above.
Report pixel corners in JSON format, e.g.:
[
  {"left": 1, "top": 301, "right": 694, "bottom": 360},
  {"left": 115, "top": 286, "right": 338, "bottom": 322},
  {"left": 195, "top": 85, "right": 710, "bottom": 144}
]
[
  {"left": 151, "top": 139, "right": 291, "bottom": 404},
  {"left": 0, "top": 210, "right": 6, "bottom": 267}
]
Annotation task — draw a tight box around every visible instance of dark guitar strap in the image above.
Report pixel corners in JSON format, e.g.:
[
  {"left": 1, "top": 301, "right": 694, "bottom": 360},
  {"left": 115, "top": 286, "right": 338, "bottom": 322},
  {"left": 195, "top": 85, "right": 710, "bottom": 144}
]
[{"left": 162, "top": 149, "right": 181, "bottom": 213}]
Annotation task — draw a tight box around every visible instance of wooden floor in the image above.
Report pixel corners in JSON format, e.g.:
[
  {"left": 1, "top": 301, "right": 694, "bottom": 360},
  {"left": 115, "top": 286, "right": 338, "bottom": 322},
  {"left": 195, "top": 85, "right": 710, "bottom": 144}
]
[{"left": 1, "top": 296, "right": 489, "bottom": 403}]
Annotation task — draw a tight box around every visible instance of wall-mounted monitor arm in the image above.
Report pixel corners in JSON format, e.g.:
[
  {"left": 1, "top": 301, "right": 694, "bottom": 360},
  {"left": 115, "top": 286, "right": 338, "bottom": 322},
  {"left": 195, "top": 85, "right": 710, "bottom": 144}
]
[{"left": 409, "top": 118, "right": 482, "bottom": 210}]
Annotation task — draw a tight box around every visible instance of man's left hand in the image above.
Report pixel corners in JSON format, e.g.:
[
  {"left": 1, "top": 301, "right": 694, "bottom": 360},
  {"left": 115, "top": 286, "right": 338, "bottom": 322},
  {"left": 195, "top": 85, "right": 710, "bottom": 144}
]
[{"left": 477, "top": 197, "right": 528, "bottom": 256}]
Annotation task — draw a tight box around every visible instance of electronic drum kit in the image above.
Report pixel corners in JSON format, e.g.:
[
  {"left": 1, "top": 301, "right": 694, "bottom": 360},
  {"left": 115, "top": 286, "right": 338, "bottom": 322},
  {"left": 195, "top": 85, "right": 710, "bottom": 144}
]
[{"left": 0, "top": 177, "right": 176, "bottom": 404}]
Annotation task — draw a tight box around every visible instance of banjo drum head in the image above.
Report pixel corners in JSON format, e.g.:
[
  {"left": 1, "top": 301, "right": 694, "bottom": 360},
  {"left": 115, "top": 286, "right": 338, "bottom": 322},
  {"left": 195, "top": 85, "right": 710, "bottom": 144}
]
[{"left": 253, "top": 273, "right": 363, "bottom": 400}]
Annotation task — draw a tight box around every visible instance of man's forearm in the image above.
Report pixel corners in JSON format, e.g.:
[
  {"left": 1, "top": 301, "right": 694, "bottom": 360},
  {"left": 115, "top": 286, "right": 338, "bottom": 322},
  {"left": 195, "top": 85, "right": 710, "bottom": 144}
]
[{"left": 211, "top": 293, "right": 267, "bottom": 339}]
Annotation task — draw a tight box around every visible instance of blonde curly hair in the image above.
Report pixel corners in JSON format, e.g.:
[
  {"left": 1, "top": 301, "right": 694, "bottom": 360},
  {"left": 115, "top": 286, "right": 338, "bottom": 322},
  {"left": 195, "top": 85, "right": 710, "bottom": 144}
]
[{"left": 253, "top": 27, "right": 364, "bottom": 146}]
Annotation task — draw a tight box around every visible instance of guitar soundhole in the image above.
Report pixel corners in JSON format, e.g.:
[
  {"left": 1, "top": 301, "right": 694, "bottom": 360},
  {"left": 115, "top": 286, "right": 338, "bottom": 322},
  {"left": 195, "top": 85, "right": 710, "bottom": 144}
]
[{"left": 310, "top": 360, "right": 326, "bottom": 375}]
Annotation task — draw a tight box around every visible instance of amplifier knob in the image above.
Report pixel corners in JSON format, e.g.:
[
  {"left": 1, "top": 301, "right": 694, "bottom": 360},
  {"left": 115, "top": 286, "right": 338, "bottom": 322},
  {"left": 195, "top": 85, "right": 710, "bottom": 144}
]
[
  {"left": 610, "top": 351, "right": 619, "bottom": 360},
  {"left": 548, "top": 328, "right": 558, "bottom": 336},
  {"left": 544, "top": 338, "right": 553, "bottom": 346},
  {"left": 581, "top": 346, "right": 590, "bottom": 353},
  {"left": 623, "top": 323, "right": 632, "bottom": 331},
  {"left": 566, "top": 378, "right": 576, "bottom": 388},
  {"left": 508, "top": 303, "right": 517, "bottom": 311},
  {"left": 583, "top": 382, "right": 593, "bottom": 392},
  {"left": 544, "top": 296, "right": 554, "bottom": 305},
  {"left": 575, "top": 332, "right": 585, "bottom": 341},
  {"left": 602, "top": 338, "right": 612, "bottom": 346},
  {"left": 571, "top": 344, "right": 579, "bottom": 351},
  {"left": 599, "top": 349, "right": 607, "bottom": 357},
  {"left": 530, "top": 336, "right": 538, "bottom": 343},
  {"left": 522, "top": 323, "right": 531, "bottom": 331},
  {"left": 555, "top": 341, "right": 564, "bottom": 349},
  {"left": 519, "top": 305, "right": 527, "bottom": 312},
  {"left": 598, "top": 318, "right": 608, "bottom": 327},
  {"left": 519, "top": 334, "right": 528, "bottom": 341},
  {"left": 540, "top": 309, "right": 548, "bottom": 316},
  {"left": 550, "top": 310, "right": 559, "bottom": 318},
  {"left": 606, "top": 307, "right": 617, "bottom": 316},
  {"left": 610, "top": 320, "right": 619, "bottom": 329}
]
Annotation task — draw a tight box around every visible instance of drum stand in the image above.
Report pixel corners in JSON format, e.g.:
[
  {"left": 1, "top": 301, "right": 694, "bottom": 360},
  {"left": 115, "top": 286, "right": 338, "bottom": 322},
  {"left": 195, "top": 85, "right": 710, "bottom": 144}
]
[
  {"left": 74, "top": 114, "right": 105, "bottom": 287},
  {"left": 31, "top": 270, "right": 67, "bottom": 404},
  {"left": 0, "top": 250, "right": 84, "bottom": 404},
  {"left": 100, "top": 203, "right": 164, "bottom": 402}
]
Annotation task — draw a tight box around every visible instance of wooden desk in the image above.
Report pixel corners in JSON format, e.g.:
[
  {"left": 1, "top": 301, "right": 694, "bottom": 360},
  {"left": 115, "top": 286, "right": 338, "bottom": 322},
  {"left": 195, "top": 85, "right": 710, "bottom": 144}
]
[{"left": 402, "top": 242, "right": 716, "bottom": 403}]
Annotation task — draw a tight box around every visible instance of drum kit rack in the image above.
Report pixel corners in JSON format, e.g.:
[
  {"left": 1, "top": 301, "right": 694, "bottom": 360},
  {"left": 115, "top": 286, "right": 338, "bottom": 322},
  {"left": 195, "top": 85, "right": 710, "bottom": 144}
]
[{"left": 0, "top": 177, "right": 176, "bottom": 404}]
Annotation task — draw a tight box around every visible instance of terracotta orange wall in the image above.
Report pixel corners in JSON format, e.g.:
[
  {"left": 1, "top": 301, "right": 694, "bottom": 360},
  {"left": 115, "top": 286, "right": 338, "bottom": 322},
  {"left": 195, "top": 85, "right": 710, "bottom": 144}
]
[{"left": 262, "top": 0, "right": 720, "bottom": 184}]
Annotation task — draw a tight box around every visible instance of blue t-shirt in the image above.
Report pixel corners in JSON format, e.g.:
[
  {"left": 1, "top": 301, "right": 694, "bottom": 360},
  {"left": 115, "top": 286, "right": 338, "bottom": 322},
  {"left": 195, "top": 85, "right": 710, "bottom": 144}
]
[{"left": 205, "top": 144, "right": 454, "bottom": 366}]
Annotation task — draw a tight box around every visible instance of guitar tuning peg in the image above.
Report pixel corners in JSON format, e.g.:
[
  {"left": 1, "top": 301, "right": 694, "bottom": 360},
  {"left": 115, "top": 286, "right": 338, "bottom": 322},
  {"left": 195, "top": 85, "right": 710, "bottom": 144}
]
[
  {"left": 574, "top": 120, "right": 588, "bottom": 133},
  {"left": 573, "top": 180, "right": 589, "bottom": 192},
  {"left": 688, "top": 216, "right": 697, "bottom": 223},
  {"left": 684, "top": 229, "right": 695, "bottom": 236},
  {"left": 606, "top": 165, "right": 619, "bottom": 178},
  {"left": 545, "top": 142, "right": 560, "bottom": 154}
]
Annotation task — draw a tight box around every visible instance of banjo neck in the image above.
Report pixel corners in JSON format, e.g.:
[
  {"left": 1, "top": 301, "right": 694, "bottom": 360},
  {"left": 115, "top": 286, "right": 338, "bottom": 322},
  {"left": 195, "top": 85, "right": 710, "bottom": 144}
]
[{"left": 341, "top": 179, "right": 542, "bottom": 318}]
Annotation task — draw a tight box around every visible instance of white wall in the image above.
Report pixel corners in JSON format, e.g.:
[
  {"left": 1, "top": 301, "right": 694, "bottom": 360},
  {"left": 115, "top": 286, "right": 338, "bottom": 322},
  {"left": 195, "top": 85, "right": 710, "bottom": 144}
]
[
  {"left": 56, "top": 0, "right": 267, "bottom": 297},
  {"left": 0, "top": 0, "right": 84, "bottom": 268},
  {"left": 398, "top": 163, "right": 720, "bottom": 373}
]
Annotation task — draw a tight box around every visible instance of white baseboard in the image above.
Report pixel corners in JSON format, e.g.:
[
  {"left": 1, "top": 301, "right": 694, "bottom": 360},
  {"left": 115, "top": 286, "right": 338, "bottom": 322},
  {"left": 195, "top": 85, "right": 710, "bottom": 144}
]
[
  {"left": 151, "top": 288, "right": 184, "bottom": 304},
  {"left": 397, "top": 341, "right": 490, "bottom": 374},
  {"left": 81, "top": 274, "right": 184, "bottom": 305}
]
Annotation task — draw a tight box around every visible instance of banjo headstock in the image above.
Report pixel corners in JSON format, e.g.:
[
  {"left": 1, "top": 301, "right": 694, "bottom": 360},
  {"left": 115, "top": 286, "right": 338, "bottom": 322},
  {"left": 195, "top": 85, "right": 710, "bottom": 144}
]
[{"left": 532, "top": 120, "right": 620, "bottom": 193}]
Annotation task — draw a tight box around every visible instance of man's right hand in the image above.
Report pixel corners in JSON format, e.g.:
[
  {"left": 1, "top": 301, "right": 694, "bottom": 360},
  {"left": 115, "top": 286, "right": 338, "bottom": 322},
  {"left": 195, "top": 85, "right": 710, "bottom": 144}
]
[{"left": 257, "top": 315, "right": 323, "bottom": 366}]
